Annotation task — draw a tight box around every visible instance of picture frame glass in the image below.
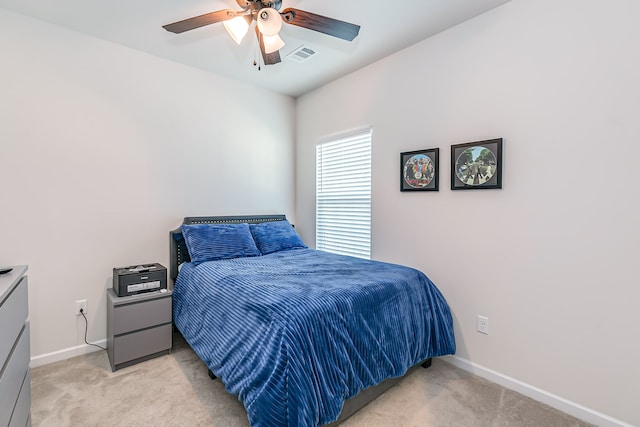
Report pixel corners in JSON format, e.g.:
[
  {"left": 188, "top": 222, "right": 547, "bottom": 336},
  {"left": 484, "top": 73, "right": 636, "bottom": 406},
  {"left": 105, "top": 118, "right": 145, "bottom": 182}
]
[
  {"left": 401, "top": 148, "right": 439, "bottom": 191},
  {"left": 451, "top": 139, "right": 502, "bottom": 190}
]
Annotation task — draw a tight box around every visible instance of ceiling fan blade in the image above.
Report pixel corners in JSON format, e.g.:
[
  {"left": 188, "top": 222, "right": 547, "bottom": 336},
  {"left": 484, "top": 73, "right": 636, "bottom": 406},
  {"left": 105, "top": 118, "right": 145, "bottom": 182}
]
[
  {"left": 163, "top": 9, "right": 237, "bottom": 34},
  {"left": 281, "top": 8, "right": 360, "bottom": 41},
  {"left": 256, "top": 27, "right": 282, "bottom": 65}
]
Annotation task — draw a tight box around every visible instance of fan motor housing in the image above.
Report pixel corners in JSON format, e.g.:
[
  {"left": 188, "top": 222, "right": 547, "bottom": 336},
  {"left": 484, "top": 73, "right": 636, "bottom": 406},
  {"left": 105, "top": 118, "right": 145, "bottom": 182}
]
[
  {"left": 237, "top": 0, "right": 283, "bottom": 18},
  {"left": 253, "top": 0, "right": 282, "bottom": 11}
]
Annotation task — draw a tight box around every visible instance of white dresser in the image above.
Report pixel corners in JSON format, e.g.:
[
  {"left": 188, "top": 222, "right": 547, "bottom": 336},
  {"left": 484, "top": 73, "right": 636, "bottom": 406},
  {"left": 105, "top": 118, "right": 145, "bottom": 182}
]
[{"left": 0, "top": 266, "right": 31, "bottom": 427}]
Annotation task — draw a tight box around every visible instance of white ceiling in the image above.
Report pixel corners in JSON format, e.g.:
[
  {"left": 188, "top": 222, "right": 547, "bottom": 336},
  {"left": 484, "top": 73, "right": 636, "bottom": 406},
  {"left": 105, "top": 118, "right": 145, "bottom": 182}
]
[{"left": 0, "top": 0, "right": 511, "bottom": 97}]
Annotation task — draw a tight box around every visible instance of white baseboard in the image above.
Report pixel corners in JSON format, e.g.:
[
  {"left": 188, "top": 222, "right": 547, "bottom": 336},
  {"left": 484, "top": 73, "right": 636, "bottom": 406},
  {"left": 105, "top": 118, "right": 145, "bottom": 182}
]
[
  {"left": 443, "top": 355, "right": 634, "bottom": 427},
  {"left": 30, "top": 340, "right": 107, "bottom": 368}
]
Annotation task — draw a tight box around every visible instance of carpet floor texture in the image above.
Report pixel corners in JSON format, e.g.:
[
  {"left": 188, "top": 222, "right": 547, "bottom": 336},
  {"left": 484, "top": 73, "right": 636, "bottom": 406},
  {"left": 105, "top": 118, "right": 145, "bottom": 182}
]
[{"left": 30, "top": 333, "right": 594, "bottom": 427}]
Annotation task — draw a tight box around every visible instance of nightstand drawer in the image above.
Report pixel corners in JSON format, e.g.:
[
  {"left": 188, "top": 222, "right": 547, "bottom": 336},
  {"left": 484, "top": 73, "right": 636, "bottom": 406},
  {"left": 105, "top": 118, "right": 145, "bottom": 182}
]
[
  {"left": 0, "top": 326, "right": 30, "bottom": 427},
  {"left": 112, "top": 323, "right": 172, "bottom": 365},
  {"left": 113, "top": 296, "right": 171, "bottom": 335},
  {"left": 0, "top": 276, "right": 28, "bottom": 367}
]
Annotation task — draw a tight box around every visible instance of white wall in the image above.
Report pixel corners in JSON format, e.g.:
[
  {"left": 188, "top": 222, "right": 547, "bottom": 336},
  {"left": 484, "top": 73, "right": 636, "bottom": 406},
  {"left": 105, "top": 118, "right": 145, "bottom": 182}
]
[
  {"left": 0, "top": 10, "right": 296, "bottom": 364},
  {"left": 296, "top": 0, "right": 639, "bottom": 426}
]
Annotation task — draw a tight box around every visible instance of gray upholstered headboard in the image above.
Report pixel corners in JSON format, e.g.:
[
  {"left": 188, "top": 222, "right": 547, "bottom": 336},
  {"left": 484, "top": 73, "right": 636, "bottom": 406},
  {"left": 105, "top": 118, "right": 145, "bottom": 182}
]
[{"left": 169, "top": 214, "right": 287, "bottom": 283}]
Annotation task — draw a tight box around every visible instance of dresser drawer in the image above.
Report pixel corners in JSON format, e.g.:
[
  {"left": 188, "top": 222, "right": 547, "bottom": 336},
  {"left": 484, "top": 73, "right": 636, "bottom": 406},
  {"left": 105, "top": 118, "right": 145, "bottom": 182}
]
[
  {"left": 0, "top": 276, "right": 28, "bottom": 367},
  {"left": 8, "top": 370, "right": 31, "bottom": 427},
  {"left": 113, "top": 296, "right": 171, "bottom": 335},
  {"left": 0, "top": 326, "right": 30, "bottom": 427},
  {"left": 112, "top": 323, "right": 172, "bottom": 365}
]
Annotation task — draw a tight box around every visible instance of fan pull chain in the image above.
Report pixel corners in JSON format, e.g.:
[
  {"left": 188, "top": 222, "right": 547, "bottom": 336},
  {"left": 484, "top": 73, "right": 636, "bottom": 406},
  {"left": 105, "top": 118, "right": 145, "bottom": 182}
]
[
  {"left": 253, "top": 46, "right": 257, "bottom": 68},
  {"left": 253, "top": 42, "right": 261, "bottom": 71}
]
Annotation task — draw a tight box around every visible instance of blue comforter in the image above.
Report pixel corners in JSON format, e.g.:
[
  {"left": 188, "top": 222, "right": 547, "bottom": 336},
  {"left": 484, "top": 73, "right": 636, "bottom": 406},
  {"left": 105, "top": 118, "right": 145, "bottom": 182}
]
[{"left": 173, "top": 248, "right": 455, "bottom": 427}]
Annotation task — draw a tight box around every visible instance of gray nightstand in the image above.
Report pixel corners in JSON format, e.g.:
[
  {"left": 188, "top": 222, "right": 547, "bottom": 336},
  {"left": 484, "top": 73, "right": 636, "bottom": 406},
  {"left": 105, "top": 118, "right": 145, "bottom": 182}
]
[{"left": 106, "top": 289, "right": 172, "bottom": 371}]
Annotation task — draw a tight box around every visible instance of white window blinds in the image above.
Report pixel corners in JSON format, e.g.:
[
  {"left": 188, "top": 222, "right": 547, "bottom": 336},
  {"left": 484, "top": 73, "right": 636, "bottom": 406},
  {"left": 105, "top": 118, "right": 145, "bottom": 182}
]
[{"left": 316, "top": 127, "right": 372, "bottom": 259}]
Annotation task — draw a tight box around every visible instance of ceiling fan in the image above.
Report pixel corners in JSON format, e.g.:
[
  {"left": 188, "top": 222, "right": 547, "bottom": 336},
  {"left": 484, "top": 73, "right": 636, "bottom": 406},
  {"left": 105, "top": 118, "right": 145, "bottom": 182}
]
[{"left": 162, "top": 0, "right": 360, "bottom": 66}]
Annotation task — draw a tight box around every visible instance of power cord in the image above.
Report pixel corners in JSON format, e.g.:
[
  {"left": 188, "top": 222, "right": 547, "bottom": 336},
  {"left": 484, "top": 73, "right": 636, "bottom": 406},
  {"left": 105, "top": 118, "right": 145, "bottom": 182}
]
[{"left": 80, "top": 308, "right": 107, "bottom": 351}]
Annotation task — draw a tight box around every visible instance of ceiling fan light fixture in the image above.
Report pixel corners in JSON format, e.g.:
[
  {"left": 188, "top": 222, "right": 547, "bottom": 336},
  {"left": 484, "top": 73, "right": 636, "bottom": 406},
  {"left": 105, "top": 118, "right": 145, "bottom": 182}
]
[
  {"left": 223, "top": 16, "right": 250, "bottom": 44},
  {"left": 257, "top": 7, "right": 282, "bottom": 37},
  {"left": 263, "top": 33, "right": 285, "bottom": 54}
]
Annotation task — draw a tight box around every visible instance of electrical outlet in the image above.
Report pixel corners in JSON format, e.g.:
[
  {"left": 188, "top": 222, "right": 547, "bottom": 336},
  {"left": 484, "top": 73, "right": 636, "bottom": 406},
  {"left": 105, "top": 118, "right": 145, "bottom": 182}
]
[
  {"left": 75, "top": 299, "right": 87, "bottom": 316},
  {"left": 477, "top": 315, "right": 489, "bottom": 334}
]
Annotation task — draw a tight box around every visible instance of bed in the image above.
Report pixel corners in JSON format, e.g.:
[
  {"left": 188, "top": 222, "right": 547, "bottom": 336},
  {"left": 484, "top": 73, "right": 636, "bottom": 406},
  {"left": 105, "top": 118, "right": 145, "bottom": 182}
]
[{"left": 170, "top": 215, "right": 455, "bottom": 427}]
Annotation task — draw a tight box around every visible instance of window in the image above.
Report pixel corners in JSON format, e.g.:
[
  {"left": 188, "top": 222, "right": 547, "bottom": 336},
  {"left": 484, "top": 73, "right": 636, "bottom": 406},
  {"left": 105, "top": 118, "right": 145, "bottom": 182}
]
[{"left": 316, "top": 127, "right": 372, "bottom": 259}]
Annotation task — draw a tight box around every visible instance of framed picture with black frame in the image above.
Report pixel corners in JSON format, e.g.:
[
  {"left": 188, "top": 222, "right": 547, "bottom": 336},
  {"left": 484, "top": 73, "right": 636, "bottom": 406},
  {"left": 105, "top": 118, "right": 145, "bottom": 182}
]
[
  {"left": 400, "top": 148, "right": 439, "bottom": 191},
  {"left": 451, "top": 138, "right": 503, "bottom": 190}
]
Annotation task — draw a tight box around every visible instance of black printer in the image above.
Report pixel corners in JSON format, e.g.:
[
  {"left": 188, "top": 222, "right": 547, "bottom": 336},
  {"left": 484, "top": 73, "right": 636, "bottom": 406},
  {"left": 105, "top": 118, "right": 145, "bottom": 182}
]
[{"left": 112, "top": 263, "right": 167, "bottom": 297}]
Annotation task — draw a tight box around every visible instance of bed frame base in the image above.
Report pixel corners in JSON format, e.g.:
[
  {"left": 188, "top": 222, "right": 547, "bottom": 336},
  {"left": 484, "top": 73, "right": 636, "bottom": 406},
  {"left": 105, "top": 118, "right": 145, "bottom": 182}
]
[
  {"left": 325, "top": 358, "right": 432, "bottom": 426},
  {"left": 206, "top": 358, "right": 432, "bottom": 426}
]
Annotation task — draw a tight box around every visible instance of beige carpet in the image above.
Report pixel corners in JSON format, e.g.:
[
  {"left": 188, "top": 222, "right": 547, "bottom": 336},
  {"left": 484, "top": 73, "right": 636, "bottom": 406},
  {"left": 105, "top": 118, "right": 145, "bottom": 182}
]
[{"left": 31, "top": 333, "right": 594, "bottom": 427}]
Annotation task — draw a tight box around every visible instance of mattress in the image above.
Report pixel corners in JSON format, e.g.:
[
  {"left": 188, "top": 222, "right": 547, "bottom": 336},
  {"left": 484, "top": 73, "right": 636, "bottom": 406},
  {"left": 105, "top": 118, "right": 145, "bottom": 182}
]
[{"left": 173, "top": 248, "right": 455, "bottom": 427}]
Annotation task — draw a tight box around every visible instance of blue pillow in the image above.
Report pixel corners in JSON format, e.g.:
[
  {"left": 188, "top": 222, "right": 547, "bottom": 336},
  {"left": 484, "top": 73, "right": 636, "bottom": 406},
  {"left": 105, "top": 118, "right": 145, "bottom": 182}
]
[
  {"left": 250, "top": 220, "right": 307, "bottom": 255},
  {"left": 181, "top": 223, "right": 261, "bottom": 264}
]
